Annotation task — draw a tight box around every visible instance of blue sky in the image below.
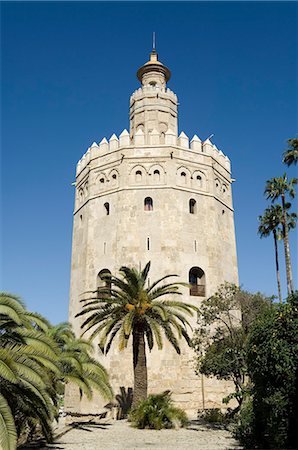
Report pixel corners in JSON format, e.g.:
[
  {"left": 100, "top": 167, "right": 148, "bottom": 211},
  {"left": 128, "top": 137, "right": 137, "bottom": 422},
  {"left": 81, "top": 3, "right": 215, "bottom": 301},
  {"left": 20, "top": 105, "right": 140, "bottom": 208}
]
[{"left": 1, "top": 1, "right": 297, "bottom": 324}]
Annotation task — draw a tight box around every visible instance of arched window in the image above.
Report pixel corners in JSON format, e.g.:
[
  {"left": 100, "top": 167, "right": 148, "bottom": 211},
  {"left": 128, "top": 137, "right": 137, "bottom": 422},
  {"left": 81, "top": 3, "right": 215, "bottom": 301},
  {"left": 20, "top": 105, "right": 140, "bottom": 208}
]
[
  {"left": 153, "top": 169, "right": 160, "bottom": 183},
  {"left": 144, "top": 197, "right": 153, "bottom": 211},
  {"left": 189, "top": 199, "right": 196, "bottom": 214},
  {"left": 97, "top": 269, "right": 112, "bottom": 298},
  {"left": 136, "top": 170, "right": 142, "bottom": 182},
  {"left": 189, "top": 267, "right": 205, "bottom": 297},
  {"left": 104, "top": 202, "right": 110, "bottom": 215},
  {"left": 181, "top": 172, "right": 186, "bottom": 184}
]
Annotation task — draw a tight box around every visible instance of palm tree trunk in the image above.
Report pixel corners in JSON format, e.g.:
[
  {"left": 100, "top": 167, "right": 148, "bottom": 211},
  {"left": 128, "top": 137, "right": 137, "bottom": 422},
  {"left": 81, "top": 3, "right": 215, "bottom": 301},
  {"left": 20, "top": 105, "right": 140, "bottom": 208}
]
[
  {"left": 281, "top": 194, "right": 294, "bottom": 295},
  {"left": 273, "top": 229, "right": 282, "bottom": 304},
  {"left": 132, "top": 326, "right": 147, "bottom": 409}
]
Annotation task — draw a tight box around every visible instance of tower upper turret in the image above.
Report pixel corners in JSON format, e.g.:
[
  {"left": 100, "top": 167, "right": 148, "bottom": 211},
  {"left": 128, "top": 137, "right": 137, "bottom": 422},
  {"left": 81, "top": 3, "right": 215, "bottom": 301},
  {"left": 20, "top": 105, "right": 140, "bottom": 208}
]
[
  {"left": 130, "top": 49, "right": 178, "bottom": 142},
  {"left": 136, "top": 49, "right": 171, "bottom": 89}
]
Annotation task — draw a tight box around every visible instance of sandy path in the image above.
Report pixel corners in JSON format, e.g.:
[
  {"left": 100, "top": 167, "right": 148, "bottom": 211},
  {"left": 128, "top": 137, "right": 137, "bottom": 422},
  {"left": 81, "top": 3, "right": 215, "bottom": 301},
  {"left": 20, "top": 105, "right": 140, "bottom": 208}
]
[{"left": 39, "top": 419, "right": 241, "bottom": 450}]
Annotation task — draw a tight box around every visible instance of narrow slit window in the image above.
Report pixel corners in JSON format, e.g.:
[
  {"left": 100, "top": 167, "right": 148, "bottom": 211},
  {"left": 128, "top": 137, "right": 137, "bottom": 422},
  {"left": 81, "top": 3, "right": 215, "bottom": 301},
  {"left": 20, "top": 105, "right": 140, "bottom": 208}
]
[
  {"left": 147, "top": 237, "right": 150, "bottom": 250},
  {"left": 189, "top": 199, "right": 196, "bottom": 214},
  {"left": 144, "top": 197, "right": 153, "bottom": 211},
  {"left": 104, "top": 202, "right": 110, "bottom": 215}
]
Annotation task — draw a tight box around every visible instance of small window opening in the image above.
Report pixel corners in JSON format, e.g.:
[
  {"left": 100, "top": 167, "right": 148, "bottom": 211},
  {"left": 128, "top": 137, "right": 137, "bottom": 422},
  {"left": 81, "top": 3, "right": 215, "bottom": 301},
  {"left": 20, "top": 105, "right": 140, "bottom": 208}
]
[
  {"left": 112, "top": 174, "right": 117, "bottom": 179},
  {"left": 136, "top": 170, "right": 142, "bottom": 182},
  {"left": 197, "top": 175, "right": 202, "bottom": 180},
  {"left": 144, "top": 197, "right": 153, "bottom": 211},
  {"left": 147, "top": 237, "right": 150, "bottom": 250},
  {"left": 149, "top": 81, "right": 157, "bottom": 87},
  {"left": 194, "top": 240, "right": 197, "bottom": 252},
  {"left": 100, "top": 178, "right": 105, "bottom": 184},
  {"left": 104, "top": 202, "right": 110, "bottom": 215},
  {"left": 189, "top": 198, "right": 197, "bottom": 214},
  {"left": 153, "top": 169, "right": 160, "bottom": 182},
  {"left": 97, "top": 269, "right": 112, "bottom": 299},
  {"left": 181, "top": 172, "right": 187, "bottom": 184},
  {"left": 189, "top": 267, "right": 205, "bottom": 297},
  {"left": 80, "top": 214, "right": 83, "bottom": 221}
]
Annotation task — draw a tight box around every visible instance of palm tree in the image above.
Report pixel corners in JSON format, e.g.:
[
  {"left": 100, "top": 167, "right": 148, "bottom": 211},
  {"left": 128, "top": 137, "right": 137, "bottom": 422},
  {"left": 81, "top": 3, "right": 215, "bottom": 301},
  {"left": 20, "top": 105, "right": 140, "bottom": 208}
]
[
  {"left": 264, "top": 175, "right": 298, "bottom": 294},
  {"left": 76, "top": 262, "right": 196, "bottom": 409},
  {"left": 48, "top": 322, "right": 113, "bottom": 401},
  {"left": 0, "top": 293, "right": 60, "bottom": 449},
  {"left": 258, "top": 205, "right": 283, "bottom": 303},
  {"left": 0, "top": 294, "right": 113, "bottom": 449},
  {"left": 283, "top": 138, "right": 298, "bottom": 166}
]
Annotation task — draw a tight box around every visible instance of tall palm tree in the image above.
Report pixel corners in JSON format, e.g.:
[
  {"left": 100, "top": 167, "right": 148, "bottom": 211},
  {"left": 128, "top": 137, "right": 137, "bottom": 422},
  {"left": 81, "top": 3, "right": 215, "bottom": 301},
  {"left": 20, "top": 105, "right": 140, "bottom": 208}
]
[
  {"left": 258, "top": 205, "right": 283, "bottom": 303},
  {"left": 264, "top": 175, "right": 298, "bottom": 295},
  {"left": 76, "top": 262, "right": 196, "bottom": 409},
  {"left": 283, "top": 138, "right": 298, "bottom": 166},
  {"left": 257, "top": 205, "right": 296, "bottom": 303}
]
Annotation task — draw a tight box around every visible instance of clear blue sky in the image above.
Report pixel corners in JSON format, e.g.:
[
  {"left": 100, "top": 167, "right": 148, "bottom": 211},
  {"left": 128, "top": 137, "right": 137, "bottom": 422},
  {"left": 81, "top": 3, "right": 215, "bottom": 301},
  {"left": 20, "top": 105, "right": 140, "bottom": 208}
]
[{"left": 1, "top": 1, "right": 297, "bottom": 324}]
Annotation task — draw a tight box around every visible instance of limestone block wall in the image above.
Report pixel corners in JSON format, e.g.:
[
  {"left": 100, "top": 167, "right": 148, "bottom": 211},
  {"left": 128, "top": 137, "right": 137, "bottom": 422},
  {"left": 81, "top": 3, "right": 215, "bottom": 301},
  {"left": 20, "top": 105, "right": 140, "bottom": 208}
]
[{"left": 67, "top": 131, "right": 238, "bottom": 418}]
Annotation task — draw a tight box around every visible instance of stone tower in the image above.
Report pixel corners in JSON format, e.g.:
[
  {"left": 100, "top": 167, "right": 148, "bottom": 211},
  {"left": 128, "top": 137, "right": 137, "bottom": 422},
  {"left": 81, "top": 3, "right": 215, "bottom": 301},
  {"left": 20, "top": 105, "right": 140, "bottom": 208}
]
[{"left": 66, "top": 49, "right": 238, "bottom": 418}]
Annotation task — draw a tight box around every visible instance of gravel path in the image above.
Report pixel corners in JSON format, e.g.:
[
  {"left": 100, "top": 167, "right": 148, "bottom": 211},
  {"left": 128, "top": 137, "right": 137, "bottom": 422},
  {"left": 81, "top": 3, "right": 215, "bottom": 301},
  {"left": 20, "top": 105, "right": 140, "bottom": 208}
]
[{"left": 39, "top": 419, "right": 241, "bottom": 450}]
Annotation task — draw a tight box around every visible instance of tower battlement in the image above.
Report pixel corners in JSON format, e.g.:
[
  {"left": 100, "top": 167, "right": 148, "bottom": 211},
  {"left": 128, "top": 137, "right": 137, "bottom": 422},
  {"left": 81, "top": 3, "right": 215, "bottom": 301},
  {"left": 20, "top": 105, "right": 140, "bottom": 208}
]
[
  {"left": 130, "top": 86, "right": 178, "bottom": 103},
  {"left": 76, "top": 131, "right": 231, "bottom": 176}
]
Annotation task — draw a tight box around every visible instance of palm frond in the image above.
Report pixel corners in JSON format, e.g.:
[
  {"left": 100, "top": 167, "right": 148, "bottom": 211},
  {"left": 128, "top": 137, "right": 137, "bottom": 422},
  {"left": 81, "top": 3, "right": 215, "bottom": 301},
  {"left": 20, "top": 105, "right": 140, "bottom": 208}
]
[{"left": 0, "top": 393, "right": 17, "bottom": 450}]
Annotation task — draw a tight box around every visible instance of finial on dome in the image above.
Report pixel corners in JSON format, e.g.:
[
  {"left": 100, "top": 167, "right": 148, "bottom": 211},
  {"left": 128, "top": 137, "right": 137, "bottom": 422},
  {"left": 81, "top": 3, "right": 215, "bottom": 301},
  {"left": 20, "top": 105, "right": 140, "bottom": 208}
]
[{"left": 136, "top": 40, "right": 171, "bottom": 85}]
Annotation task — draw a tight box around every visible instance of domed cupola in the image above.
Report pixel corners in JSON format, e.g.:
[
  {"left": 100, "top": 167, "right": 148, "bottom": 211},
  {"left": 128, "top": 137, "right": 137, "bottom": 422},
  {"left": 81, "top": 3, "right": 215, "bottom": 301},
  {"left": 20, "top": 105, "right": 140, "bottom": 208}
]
[{"left": 136, "top": 50, "right": 171, "bottom": 89}]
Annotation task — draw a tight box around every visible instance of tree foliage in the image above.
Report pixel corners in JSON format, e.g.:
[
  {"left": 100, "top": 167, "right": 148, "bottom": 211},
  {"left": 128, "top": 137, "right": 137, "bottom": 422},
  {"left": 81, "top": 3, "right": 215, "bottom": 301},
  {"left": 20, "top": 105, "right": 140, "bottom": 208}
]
[
  {"left": 0, "top": 293, "right": 112, "bottom": 449},
  {"left": 193, "top": 283, "right": 271, "bottom": 410},
  {"left": 283, "top": 137, "right": 298, "bottom": 166},
  {"left": 264, "top": 174, "right": 297, "bottom": 295},
  {"left": 236, "top": 293, "right": 298, "bottom": 449},
  {"left": 258, "top": 204, "right": 297, "bottom": 304}
]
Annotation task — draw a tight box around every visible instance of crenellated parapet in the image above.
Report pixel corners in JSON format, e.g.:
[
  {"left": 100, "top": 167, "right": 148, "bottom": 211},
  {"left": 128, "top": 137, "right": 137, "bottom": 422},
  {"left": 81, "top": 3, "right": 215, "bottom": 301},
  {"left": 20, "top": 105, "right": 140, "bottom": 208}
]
[
  {"left": 130, "top": 86, "right": 178, "bottom": 104},
  {"left": 76, "top": 129, "right": 231, "bottom": 176}
]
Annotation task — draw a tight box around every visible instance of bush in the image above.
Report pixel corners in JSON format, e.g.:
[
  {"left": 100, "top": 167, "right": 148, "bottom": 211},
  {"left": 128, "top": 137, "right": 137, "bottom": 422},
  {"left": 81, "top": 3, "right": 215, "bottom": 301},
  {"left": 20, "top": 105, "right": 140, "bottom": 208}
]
[
  {"left": 232, "top": 399, "right": 257, "bottom": 448},
  {"left": 129, "top": 391, "right": 188, "bottom": 429},
  {"left": 198, "top": 408, "right": 226, "bottom": 424},
  {"left": 239, "top": 293, "right": 298, "bottom": 449}
]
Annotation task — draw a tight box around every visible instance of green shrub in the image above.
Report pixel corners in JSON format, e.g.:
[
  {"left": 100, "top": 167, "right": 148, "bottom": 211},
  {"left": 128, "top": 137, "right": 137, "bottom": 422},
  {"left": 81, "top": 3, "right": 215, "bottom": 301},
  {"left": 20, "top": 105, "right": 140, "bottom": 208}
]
[
  {"left": 241, "top": 294, "right": 298, "bottom": 449},
  {"left": 198, "top": 408, "right": 226, "bottom": 424},
  {"left": 129, "top": 391, "right": 188, "bottom": 429},
  {"left": 232, "top": 399, "right": 257, "bottom": 448}
]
